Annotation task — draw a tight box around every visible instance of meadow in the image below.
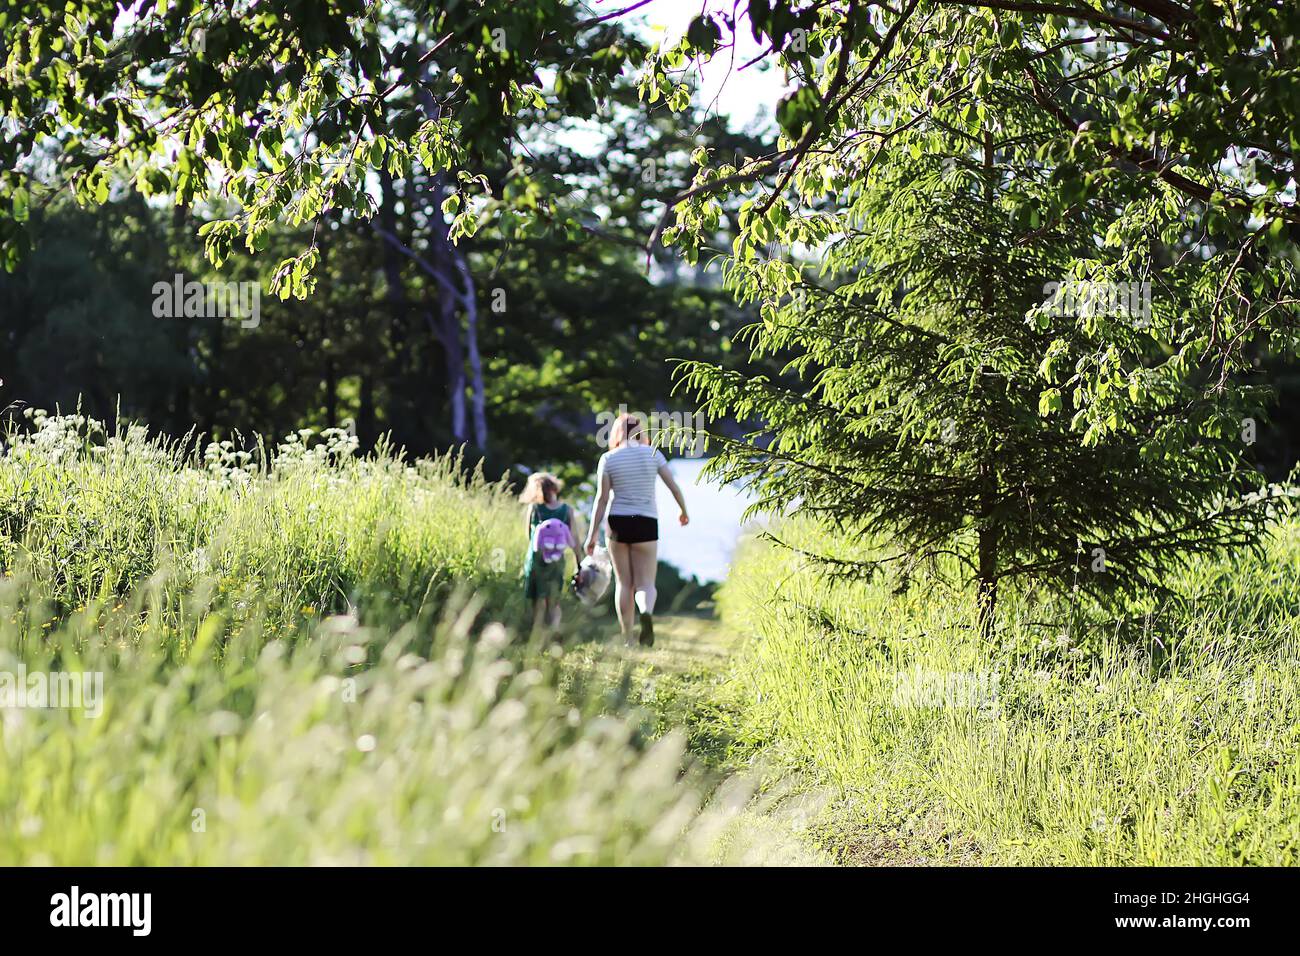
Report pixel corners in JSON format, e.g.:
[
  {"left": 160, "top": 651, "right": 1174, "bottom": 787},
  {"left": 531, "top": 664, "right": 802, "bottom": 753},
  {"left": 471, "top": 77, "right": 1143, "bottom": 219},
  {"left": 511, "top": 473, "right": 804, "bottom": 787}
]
[
  {"left": 715, "top": 518, "right": 1300, "bottom": 865},
  {"left": 0, "top": 412, "right": 772, "bottom": 865},
  {"left": 6, "top": 410, "right": 1297, "bottom": 867}
]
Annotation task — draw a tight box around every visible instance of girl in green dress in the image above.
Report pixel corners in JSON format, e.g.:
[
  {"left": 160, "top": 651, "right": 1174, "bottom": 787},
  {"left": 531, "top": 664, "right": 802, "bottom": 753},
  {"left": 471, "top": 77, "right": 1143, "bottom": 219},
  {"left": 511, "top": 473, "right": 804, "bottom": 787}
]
[{"left": 519, "top": 473, "right": 581, "bottom": 630}]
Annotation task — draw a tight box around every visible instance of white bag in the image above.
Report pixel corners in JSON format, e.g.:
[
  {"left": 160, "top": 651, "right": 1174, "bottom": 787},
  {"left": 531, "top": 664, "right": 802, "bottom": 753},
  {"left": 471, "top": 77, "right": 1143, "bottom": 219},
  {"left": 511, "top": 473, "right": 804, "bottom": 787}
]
[{"left": 572, "top": 546, "right": 612, "bottom": 606}]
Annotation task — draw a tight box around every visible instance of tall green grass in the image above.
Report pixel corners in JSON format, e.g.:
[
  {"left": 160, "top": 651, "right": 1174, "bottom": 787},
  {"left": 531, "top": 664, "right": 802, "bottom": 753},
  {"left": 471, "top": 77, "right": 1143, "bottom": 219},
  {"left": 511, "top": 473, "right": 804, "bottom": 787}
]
[
  {"left": 0, "top": 411, "right": 521, "bottom": 633},
  {"left": 0, "top": 413, "right": 786, "bottom": 865},
  {"left": 718, "top": 520, "right": 1300, "bottom": 865},
  {"left": 0, "top": 589, "right": 720, "bottom": 864}
]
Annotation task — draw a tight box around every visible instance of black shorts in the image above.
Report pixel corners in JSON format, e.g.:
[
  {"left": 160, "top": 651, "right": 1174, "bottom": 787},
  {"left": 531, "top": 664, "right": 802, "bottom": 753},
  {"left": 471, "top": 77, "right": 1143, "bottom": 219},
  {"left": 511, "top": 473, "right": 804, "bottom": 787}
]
[{"left": 607, "top": 515, "right": 658, "bottom": 544}]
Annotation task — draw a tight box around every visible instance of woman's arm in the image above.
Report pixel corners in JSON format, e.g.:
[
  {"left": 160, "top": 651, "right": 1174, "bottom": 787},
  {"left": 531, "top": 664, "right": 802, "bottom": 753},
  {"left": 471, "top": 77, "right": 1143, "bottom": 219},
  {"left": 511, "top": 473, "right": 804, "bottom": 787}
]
[
  {"left": 523, "top": 504, "right": 534, "bottom": 546},
  {"left": 658, "top": 464, "right": 689, "bottom": 526},
  {"left": 585, "top": 471, "right": 612, "bottom": 554}
]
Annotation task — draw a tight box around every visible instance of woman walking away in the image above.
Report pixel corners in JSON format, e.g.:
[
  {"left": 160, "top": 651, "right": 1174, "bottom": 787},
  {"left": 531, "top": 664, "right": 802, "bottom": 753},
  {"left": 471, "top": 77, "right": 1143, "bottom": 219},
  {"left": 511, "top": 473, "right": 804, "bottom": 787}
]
[
  {"left": 520, "top": 473, "right": 581, "bottom": 631},
  {"left": 585, "top": 413, "right": 689, "bottom": 645}
]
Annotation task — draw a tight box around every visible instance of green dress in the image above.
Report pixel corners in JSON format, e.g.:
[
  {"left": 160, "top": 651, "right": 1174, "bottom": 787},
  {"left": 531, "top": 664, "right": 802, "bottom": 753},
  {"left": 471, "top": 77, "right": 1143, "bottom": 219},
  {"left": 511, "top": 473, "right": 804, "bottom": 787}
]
[{"left": 523, "top": 502, "right": 571, "bottom": 600}]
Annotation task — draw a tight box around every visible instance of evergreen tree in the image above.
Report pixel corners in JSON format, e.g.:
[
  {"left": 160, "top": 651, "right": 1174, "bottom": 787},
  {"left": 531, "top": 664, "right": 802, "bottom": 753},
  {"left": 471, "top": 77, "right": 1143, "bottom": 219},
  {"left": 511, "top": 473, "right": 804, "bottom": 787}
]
[{"left": 679, "top": 122, "right": 1275, "bottom": 628}]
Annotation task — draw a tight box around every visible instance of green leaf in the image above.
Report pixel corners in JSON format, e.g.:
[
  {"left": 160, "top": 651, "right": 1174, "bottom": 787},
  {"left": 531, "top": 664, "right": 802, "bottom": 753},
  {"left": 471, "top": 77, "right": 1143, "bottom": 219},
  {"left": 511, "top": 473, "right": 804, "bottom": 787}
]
[
  {"left": 685, "top": 15, "right": 722, "bottom": 54},
  {"left": 775, "top": 86, "right": 820, "bottom": 139}
]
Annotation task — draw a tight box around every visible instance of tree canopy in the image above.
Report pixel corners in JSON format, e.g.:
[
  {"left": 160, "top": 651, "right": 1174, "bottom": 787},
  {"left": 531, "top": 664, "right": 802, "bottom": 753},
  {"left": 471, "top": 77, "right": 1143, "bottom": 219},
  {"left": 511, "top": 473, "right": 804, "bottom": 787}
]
[{"left": 3, "top": 1, "right": 1298, "bottom": 609}]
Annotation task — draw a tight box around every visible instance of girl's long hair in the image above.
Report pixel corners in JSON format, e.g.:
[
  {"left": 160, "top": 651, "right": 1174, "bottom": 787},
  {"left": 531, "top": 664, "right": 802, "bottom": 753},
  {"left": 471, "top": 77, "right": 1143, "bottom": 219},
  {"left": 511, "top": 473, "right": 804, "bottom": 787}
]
[
  {"left": 609, "top": 412, "right": 647, "bottom": 450},
  {"left": 519, "top": 472, "right": 561, "bottom": 505}
]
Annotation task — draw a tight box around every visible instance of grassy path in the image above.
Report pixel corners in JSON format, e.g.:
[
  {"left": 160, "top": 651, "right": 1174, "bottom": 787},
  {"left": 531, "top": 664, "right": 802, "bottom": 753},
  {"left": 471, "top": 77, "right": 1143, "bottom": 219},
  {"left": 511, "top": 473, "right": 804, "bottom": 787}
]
[
  {"left": 562, "top": 612, "right": 834, "bottom": 865},
  {"left": 561, "top": 612, "right": 745, "bottom": 765},
  {"left": 619, "top": 613, "right": 746, "bottom": 766}
]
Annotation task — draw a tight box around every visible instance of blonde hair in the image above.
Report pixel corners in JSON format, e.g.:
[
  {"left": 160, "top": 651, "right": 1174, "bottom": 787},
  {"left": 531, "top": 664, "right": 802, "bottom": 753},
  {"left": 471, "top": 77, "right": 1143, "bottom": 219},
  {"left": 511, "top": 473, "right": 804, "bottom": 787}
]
[
  {"left": 519, "top": 472, "right": 562, "bottom": 505},
  {"left": 609, "top": 412, "right": 647, "bottom": 450}
]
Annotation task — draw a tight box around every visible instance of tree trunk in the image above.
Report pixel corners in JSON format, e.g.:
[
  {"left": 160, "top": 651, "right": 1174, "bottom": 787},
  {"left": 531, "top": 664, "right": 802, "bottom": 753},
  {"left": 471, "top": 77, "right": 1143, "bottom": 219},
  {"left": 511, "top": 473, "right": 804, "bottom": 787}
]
[
  {"left": 446, "top": 231, "right": 487, "bottom": 450},
  {"left": 976, "top": 126, "right": 999, "bottom": 637},
  {"left": 425, "top": 174, "right": 468, "bottom": 445},
  {"left": 432, "top": 297, "right": 467, "bottom": 444},
  {"left": 377, "top": 170, "right": 450, "bottom": 446},
  {"left": 976, "top": 514, "right": 998, "bottom": 637},
  {"left": 412, "top": 51, "right": 485, "bottom": 451},
  {"left": 427, "top": 171, "right": 485, "bottom": 450},
  {"left": 374, "top": 148, "right": 485, "bottom": 450}
]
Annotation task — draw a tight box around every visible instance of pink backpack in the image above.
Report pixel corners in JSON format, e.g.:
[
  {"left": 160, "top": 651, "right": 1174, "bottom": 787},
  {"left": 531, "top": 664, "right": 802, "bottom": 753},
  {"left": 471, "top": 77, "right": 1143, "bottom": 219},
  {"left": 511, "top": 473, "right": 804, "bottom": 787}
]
[{"left": 532, "top": 517, "right": 573, "bottom": 563}]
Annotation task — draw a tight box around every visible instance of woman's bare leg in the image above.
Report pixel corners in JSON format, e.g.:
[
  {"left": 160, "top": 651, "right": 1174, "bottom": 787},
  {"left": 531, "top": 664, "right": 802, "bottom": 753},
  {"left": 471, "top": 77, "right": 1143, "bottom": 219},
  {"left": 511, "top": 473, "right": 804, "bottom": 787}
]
[
  {"left": 629, "top": 541, "right": 658, "bottom": 615},
  {"left": 629, "top": 540, "right": 658, "bottom": 644},
  {"left": 609, "top": 541, "right": 635, "bottom": 637}
]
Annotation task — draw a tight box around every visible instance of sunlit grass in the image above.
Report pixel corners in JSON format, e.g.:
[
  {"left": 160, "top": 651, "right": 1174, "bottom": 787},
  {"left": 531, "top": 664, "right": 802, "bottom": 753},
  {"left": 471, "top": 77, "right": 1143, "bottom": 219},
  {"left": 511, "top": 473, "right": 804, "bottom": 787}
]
[
  {"left": 0, "top": 412, "right": 522, "bottom": 635},
  {"left": 22, "top": 409, "right": 1286, "bottom": 866},
  {"left": 0, "top": 414, "right": 801, "bottom": 865},
  {"left": 718, "top": 519, "right": 1300, "bottom": 865},
  {"left": 0, "top": 574, "right": 749, "bottom": 864}
]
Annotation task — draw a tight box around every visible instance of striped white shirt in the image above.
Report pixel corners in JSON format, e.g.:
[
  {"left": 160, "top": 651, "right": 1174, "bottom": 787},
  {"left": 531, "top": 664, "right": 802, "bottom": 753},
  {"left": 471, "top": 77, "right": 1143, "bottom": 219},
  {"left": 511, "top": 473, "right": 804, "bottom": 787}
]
[{"left": 597, "top": 444, "right": 668, "bottom": 518}]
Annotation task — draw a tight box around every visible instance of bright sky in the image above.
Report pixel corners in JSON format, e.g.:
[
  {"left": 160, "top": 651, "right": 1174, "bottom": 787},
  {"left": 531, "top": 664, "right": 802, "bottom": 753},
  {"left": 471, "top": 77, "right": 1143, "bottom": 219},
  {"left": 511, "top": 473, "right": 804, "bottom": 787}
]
[{"left": 580, "top": 0, "right": 793, "bottom": 132}]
